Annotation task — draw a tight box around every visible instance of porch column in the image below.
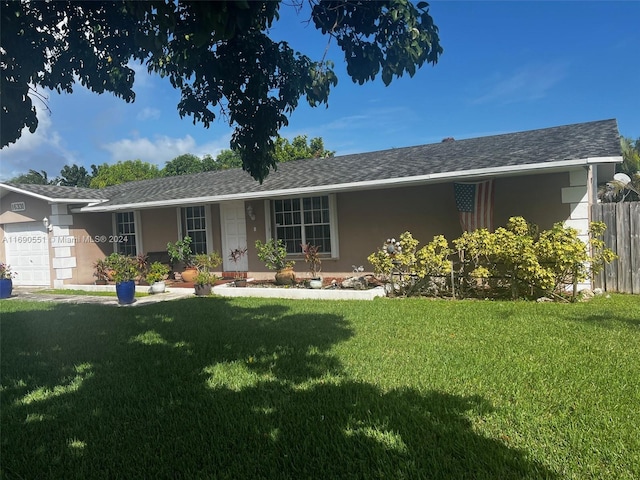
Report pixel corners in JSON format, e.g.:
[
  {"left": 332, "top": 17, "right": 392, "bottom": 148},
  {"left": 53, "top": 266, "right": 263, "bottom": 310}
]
[
  {"left": 50, "top": 204, "right": 76, "bottom": 288},
  {"left": 561, "top": 168, "right": 590, "bottom": 289}
]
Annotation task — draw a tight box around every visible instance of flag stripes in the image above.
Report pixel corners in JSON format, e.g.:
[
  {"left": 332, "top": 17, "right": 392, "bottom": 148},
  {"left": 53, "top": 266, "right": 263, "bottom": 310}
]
[{"left": 454, "top": 180, "right": 494, "bottom": 232}]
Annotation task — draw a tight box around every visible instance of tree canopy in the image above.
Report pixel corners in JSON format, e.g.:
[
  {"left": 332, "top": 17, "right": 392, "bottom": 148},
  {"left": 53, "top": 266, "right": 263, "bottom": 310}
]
[
  {"left": 9, "top": 169, "right": 57, "bottom": 185},
  {"left": 275, "top": 135, "right": 334, "bottom": 162},
  {"left": 90, "top": 160, "right": 161, "bottom": 188},
  {"left": 162, "top": 154, "right": 207, "bottom": 177},
  {"left": 1, "top": 0, "right": 442, "bottom": 182},
  {"left": 59, "top": 164, "right": 92, "bottom": 187}
]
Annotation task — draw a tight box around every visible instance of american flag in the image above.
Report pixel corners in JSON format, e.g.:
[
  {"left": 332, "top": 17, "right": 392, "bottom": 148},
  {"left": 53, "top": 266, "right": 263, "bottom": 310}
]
[{"left": 454, "top": 180, "right": 494, "bottom": 232}]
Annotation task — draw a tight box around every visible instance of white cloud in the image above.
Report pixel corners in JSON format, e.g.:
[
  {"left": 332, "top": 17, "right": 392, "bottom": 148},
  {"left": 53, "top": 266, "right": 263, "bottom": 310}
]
[
  {"left": 100, "top": 133, "right": 232, "bottom": 167},
  {"left": 472, "top": 62, "right": 568, "bottom": 105}
]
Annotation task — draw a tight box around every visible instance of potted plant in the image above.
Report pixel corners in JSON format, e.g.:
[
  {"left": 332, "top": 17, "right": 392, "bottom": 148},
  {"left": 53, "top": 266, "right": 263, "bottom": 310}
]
[
  {"left": 193, "top": 252, "right": 222, "bottom": 295},
  {"left": 167, "top": 236, "right": 196, "bottom": 282},
  {"left": 255, "top": 239, "right": 295, "bottom": 285},
  {"left": 93, "top": 258, "right": 110, "bottom": 285},
  {"left": 105, "top": 253, "right": 139, "bottom": 304},
  {"left": 229, "top": 247, "right": 248, "bottom": 287},
  {"left": 301, "top": 243, "right": 323, "bottom": 288},
  {"left": 146, "top": 261, "right": 170, "bottom": 294},
  {"left": 0, "top": 262, "right": 16, "bottom": 299},
  {"left": 194, "top": 270, "right": 217, "bottom": 296},
  {"left": 134, "top": 253, "right": 149, "bottom": 284}
]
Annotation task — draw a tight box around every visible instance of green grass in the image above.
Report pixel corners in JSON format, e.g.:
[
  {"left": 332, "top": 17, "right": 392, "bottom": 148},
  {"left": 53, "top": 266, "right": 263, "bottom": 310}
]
[{"left": 1, "top": 295, "right": 638, "bottom": 479}]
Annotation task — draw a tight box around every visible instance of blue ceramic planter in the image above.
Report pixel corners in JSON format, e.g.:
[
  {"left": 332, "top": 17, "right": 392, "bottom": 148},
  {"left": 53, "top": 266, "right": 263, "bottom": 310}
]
[
  {"left": 0, "top": 279, "right": 12, "bottom": 299},
  {"left": 116, "top": 280, "right": 136, "bottom": 305}
]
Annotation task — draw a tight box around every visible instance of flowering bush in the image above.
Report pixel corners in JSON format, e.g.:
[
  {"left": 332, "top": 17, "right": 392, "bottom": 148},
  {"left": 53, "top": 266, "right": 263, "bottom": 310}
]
[
  {"left": 368, "top": 232, "right": 451, "bottom": 296},
  {"left": 0, "top": 262, "right": 16, "bottom": 280},
  {"left": 369, "top": 217, "right": 616, "bottom": 301}
]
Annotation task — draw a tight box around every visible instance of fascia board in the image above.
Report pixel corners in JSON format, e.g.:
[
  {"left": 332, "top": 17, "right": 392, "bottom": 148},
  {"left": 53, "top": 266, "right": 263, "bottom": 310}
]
[{"left": 77, "top": 156, "right": 623, "bottom": 212}]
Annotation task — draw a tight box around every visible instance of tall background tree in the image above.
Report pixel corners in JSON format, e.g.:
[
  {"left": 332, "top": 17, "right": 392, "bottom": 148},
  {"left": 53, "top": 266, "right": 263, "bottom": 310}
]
[
  {"left": 59, "top": 164, "right": 92, "bottom": 187},
  {"left": 162, "top": 154, "right": 207, "bottom": 177},
  {"left": 274, "top": 135, "right": 334, "bottom": 162},
  {"left": 1, "top": 0, "right": 442, "bottom": 181},
  {"left": 90, "top": 160, "right": 161, "bottom": 188},
  {"left": 9, "top": 169, "right": 58, "bottom": 185}
]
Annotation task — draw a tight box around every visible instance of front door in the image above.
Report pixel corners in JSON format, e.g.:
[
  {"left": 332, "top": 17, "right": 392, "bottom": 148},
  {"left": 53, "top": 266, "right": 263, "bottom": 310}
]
[{"left": 220, "top": 202, "right": 248, "bottom": 273}]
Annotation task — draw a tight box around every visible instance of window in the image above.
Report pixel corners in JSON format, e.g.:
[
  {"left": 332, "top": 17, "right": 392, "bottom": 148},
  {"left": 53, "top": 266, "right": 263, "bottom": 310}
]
[
  {"left": 182, "top": 206, "right": 207, "bottom": 254},
  {"left": 116, "top": 212, "right": 137, "bottom": 256},
  {"left": 273, "top": 195, "right": 334, "bottom": 255}
]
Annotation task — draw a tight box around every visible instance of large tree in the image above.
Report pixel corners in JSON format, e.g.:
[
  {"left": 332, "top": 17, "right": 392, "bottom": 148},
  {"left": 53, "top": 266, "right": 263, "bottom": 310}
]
[
  {"left": 162, "top": 154, "right": 206, "bottom": 177},
  {"left": 90, "top": 160, "right": 161, "bottom": 188},
  {"left": 9, "top": 169, "right": 58, "bottom": 185},
  {"left": 59, "top": 164, "right": 92, "bottom": 187},
  {"left": 1, "top": 1, "right": 442, "bottom": 182},
  {"left": 275, "top": 135, "right": 334, "bottom": 162}
]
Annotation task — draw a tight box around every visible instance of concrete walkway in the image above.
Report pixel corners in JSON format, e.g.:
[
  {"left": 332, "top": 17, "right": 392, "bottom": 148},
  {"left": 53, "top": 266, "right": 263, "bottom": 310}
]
[
  {"left": 5, "top": 282, "right": 387, "bottom": 306},
  {"left": 6, "top": 286, "right": 195, "bottom": 307}
]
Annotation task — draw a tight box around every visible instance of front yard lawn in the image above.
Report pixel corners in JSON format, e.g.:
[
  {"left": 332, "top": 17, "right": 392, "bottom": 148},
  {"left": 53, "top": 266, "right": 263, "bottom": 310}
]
[{"left": 1, "top": 295, "right": 638, "bottom": 479}]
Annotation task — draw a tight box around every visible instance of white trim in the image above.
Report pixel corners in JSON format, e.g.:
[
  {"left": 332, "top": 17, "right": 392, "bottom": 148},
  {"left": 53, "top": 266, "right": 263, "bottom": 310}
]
[
  {"left": 329, "top": 194, "right": 339, "bottom": 259},
  {"left": 134, "top": 210, "right": 143, "bottom": 254},
  {"left": 205, "top": 204, "right": 213, "bottom": 254},
  {"left": 111, "top": 214, "right": 118, "bottom": 253},
  {"left": 176, "top": 208, "right": 183, "bottom": 240},
  {"left": 264, "top": 199, "right": 272, "bottom": 240},
  {"left": 77, "top": 156, "right": 623, "bottom": 213}
]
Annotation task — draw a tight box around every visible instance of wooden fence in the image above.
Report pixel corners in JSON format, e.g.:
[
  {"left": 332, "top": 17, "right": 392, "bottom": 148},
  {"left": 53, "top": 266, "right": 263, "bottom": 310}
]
[{"left": 591, "top": 202, "right": 640, "bottom": 294}]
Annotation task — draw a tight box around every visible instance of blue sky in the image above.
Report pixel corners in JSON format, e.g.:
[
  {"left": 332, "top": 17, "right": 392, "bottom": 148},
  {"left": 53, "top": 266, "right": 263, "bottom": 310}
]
[{"left": 1, "top": 1, "right": 639, "bottom": 181}]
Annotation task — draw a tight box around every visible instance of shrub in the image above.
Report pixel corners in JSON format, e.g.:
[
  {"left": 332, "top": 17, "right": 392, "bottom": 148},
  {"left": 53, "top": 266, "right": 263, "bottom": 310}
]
[
  {"left": 368, "top": 232, "right": 451, "bottom": 296},
  {"left": 369, "top": 217, "right": 616, "bottom": 301},
  {"left": 146, "top": 262, "right": 170, "bottom": 284},
  {"left": 255, "top": 239, "right": 294, "bottom": 271}
]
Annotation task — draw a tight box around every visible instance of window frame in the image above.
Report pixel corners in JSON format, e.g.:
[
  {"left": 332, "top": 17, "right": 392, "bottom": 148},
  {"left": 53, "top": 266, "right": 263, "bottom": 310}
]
[
  {"left": 178, "top": 205, "right": 212, "bottom": 255},
  {"left": 112, "top": 211, "right": 142, "bottom": 256},
  {"left": 268, "top": 194, "right": 339, "bottom": 258}
]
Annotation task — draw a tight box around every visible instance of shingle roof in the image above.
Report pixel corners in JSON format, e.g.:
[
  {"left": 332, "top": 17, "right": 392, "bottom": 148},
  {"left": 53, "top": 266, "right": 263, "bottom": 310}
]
[
  {"left": 1, "top": 119, "right": 622, "bottom": 211},
  {"left": 0, "top": 183, "right": 109, "bottom": 201}
]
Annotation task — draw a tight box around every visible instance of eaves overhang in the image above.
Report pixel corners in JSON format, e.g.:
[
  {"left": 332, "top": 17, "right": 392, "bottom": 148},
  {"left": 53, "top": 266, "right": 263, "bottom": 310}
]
[
  {"left": 77, "top": 156, "right": 622, "bottom": 213},
  {"left": 0, "top": 183, "right": 108, "bottom": 204}
]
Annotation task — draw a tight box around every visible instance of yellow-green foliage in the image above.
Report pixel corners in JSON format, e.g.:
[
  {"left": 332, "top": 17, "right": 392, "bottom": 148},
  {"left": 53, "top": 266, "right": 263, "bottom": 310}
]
[
  {"left": 415, "top": 235, "right": 451, "bottom": 277},
  {"left": 367, "top": 232, "right": 451, "bottom": 279},
  {"left": 369, "top": 217, "right": 616, "bottom": 300}
]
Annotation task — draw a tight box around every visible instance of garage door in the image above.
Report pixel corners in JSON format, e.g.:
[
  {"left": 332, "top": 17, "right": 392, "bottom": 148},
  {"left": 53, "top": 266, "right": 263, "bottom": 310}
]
[{"left": 4, "top": 222, "right": 51, "bottom": 286}]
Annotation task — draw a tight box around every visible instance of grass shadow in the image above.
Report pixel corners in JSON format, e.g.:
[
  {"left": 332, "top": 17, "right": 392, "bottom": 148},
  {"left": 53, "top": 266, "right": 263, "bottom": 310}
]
[{"left": 1, "top": 298, "right": 556, "bottom": 479}]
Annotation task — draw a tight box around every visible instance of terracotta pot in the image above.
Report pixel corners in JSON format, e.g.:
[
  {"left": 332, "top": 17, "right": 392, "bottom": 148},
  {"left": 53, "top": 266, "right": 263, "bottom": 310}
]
[
  {"left": 275, "top": 267, "right": 296, "bottom": 285},
  {"left": 235, "top": 279, "right": 247, "bottom": 288},
  {"left": 181, "top": 267, "right": 198, "bottom": 283}
]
